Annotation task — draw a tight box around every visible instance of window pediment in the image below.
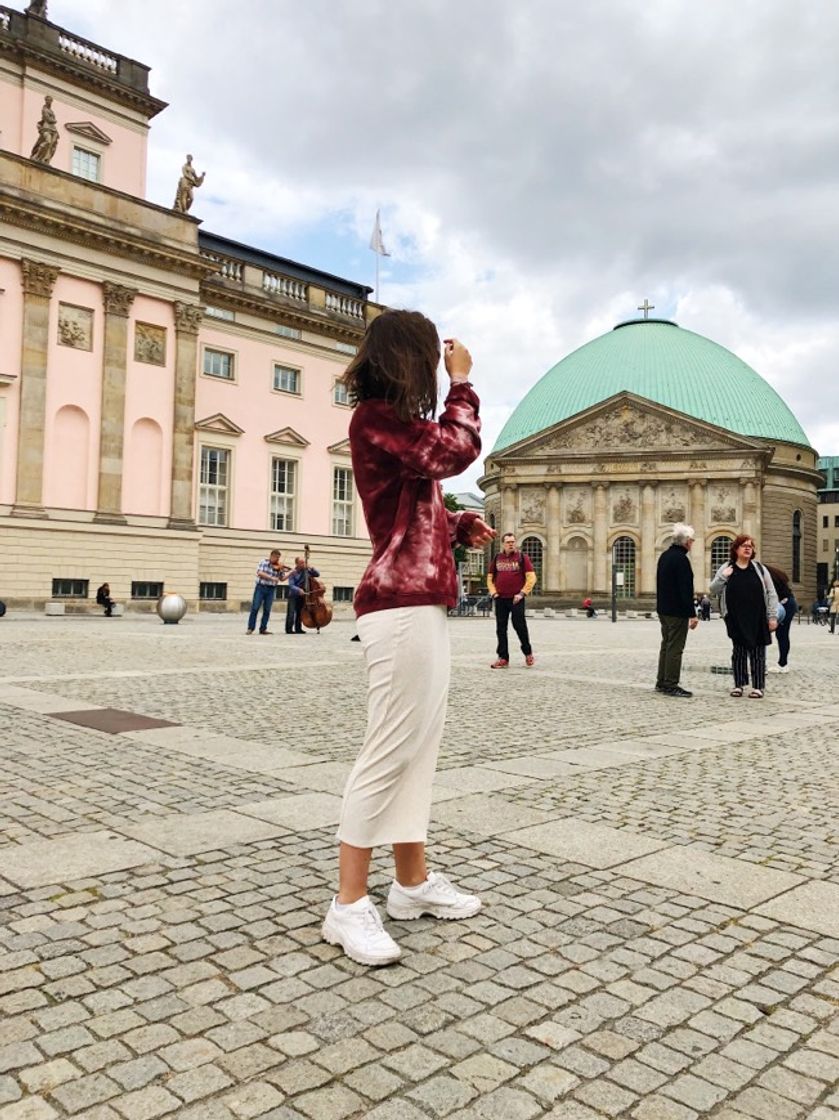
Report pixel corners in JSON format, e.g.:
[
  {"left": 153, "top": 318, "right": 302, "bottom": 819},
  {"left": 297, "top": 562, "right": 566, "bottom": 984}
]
[
  {"left": 327, "top": 438, "right": 352, "bottom": 456},
  {"left": 264, "top": 426, "right": 309, "bottom": 447},
  {"left": 65, "top": 121, "right": 113, "bottom": 146},
  {"left": 195, "top": 413, "right": 244, "bottom": 436}
]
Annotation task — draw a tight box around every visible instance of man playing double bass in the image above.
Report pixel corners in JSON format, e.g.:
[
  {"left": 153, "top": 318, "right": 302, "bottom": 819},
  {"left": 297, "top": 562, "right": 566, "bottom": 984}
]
[{"left": 285, "top": 556, "right": 320, "bottom": 634}]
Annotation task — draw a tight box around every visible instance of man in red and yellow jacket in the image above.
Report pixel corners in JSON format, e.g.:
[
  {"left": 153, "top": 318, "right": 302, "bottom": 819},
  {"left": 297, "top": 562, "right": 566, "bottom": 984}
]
[{"left": 487, "top": 533, "right": 536, "bottom": 668}]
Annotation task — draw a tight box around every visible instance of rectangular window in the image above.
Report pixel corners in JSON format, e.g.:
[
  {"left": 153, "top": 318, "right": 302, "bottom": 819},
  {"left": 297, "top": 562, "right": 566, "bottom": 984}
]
[
  {"left": 51, "top": 578, "right": 88, "bottom": 598},
  {"left": 199, "top": 582, "right": 228, "bottom": 600},
  {"left": 131, "top": 581, "right": 163, "bottom": 599},
  {"left": 335, "top": 342, "right": 358, "bottom": 355},
  {"left": 72, "top": 146, "right": 101, "bottom": 182},
  {"left": 270, "top": 457, "right": 296, "bottom": 531},
  {"left": 203, "top": 348, "right": 235, "bottom": 380},
  {"left": 825, "top": 516, "right": 830, "bottom": 529},
  {"left": 823, "top": 539, "right": 829, "bottom": 553},
  {"left": 204, "top": 306, "right": 235, "bottom": 321},
  {"left": 333, "top": 586, "right": 354, "bottom": 602},
  {"left": 199, "top": 447, "right": 230, "bottom": 526},
  {"left": 835, "top": 516, "right": 839, "bottom": 528},
  {"left": 273, "top": 364, "right": 301, "bottom": 394},
  {"left": 276, "top": 324, "right": 302, "bottom": 340},
  {"left": 332, "top": 466, "right": 354, "bottom": 536},
  {"left": 333, "top": 380, "right": 350, "bottom": 406}
]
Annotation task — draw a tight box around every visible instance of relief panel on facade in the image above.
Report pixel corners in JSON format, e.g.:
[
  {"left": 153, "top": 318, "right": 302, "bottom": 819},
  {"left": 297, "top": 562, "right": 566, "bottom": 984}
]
[
  {"left": 57, "top": 303, "right": 93, "bottom": 351},
  {"left": 134, "top": 322, "right": 167, "bottom": 366},
  {"left": 709, "top": 485, "right": 738, "bottom": 523},
  {"left": 519, "top": 486, "right": 545, "bottom": 524},
  {"left": 543, "top": 401, "right": 733, "bottom": 453},
  {"left": 564, "top": 487, "right": 590, "bottom": 525},
  {"left": 611, "top": 485, "right": 638, "bottom": 524},
  {"left": 659, "top": 485, "right": 687, "bottom": 524}
]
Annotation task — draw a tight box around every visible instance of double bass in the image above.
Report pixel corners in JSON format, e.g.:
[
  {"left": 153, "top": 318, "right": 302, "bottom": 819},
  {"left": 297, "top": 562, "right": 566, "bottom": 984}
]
[{"left": 300, "top": 544, "right": 333, "bottom": 632}]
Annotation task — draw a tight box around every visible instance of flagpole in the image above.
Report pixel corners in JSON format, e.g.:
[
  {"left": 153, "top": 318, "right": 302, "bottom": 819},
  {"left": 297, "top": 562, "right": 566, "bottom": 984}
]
[{"left": 375, "top": 251, "right": 379, "bottom": 304}]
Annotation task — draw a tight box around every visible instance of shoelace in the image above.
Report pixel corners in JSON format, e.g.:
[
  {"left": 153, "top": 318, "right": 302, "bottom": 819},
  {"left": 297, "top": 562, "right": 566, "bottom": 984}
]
[
  {"left": 428, "top": 873, "right": 457, "bottom": 897},
  {"left": 361, "top": 903, "right": 386, "bottom": 934}
]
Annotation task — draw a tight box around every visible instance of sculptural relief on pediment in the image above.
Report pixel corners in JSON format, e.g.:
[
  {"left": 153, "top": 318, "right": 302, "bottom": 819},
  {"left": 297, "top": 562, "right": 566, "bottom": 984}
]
[
  {"left": 537, "top": 402, "right": 733, "bottom": 454},
  {"left": 660, "top": 485, "right": 687, "bottom": 524},
  {"left": 709, "top": 485, "right": 737, "bottom": 523},
  {"left": 520, "top": 487, "right": 545, "bottom": 524},
  {"left": 611, "top": 485, "right": 638, "bottom": 525},
  {"left": 564, "top": 487, "right": 590, "bottom": 525}
]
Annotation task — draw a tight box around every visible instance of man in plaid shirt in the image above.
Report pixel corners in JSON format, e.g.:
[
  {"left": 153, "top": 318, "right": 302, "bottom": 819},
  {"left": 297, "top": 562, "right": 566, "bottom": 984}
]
[{"left": 246, "top": 550, "right": 287, "bottom": 634}]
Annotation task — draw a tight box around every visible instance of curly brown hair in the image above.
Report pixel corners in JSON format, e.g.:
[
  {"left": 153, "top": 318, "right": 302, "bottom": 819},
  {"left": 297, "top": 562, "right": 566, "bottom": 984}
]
[{"left": 341, "top": 310, "right": 439, "bottom": 422}]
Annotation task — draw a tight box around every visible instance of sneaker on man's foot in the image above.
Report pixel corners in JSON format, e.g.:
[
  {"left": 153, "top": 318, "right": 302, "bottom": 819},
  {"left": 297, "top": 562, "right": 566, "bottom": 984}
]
[
  {"left": 525, "top": 654, "right": 535, "bottom": 667},
  {"left": 667, "top": 686, "right": 693, "bottom": 698},
  {"left": 386, "top": 871, "right": 482, "bottom": 921},
  {"left": 490, "top": 659, "right": 509, "bottom": 669},
  {"left": 321, "top": 896, "right": 401, "bottom": 966}
]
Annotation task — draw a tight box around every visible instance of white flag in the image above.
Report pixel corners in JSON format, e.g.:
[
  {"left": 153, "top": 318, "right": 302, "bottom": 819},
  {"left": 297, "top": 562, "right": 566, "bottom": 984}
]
[{"left": 369, "top": 210, "right": 391, "bottom": 257}]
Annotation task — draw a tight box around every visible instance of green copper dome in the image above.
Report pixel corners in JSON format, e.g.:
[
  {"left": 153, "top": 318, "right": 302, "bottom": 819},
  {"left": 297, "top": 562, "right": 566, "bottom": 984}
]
[{"left": 493, "top": 319, "right": 811, "bottom": 452}]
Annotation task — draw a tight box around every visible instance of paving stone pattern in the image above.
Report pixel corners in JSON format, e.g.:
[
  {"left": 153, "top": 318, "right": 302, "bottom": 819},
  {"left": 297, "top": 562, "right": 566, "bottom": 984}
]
[{"left": 0, "top": 612, "right": 837, "bottom": 1119}]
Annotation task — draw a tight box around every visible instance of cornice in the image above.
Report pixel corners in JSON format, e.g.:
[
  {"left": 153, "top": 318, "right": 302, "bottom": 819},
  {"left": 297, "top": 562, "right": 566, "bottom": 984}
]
[
  {"left": 0, "top": 193, "right": 215, "bottom": 280},
  {"left": 200, "top": 280, "right": 366, "bottom": 344}
]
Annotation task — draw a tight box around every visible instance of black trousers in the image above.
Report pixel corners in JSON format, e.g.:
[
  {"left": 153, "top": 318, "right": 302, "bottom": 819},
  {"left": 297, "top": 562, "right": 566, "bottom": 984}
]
[
  {"left": 656, "top": 614, "right": 689, "bottom": 689},
  {"left": 286, "top": 595, "right": 304, "bottom": 633},
  {"left": 495, "top": 597, "right": 532, "bottom": 660}
]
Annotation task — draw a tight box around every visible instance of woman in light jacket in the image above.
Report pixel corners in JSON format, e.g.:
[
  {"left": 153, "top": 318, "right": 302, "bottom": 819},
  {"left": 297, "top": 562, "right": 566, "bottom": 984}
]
[
  {"left": 710, "top": 534, "right": 778, "bottom": 699},
  {"left": 829, "top": 580, "right": 839, "bottom": 635}
]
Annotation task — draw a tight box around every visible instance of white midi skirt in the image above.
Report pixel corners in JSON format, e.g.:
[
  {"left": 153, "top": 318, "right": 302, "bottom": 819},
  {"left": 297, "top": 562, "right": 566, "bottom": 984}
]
[{"left": 337, "top": 604, "right": 450, "bottom": 848}]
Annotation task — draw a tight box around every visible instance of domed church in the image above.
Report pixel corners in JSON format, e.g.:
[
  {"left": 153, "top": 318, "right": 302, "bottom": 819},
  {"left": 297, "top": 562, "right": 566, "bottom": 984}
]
[{"left": 478, "top": 316, "right": 820, "bottom": 604}]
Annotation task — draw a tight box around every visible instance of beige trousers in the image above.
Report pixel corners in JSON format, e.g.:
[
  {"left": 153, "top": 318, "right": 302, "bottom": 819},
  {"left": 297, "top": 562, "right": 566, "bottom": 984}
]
[{"left": 337, "top": 605, "right": 450, "bottom": 848}]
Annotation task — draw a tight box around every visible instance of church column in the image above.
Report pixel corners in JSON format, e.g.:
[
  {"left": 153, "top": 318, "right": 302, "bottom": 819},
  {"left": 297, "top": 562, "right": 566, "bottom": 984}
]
[
  {"left": 640, "top": 483, "right": 657, "bottom": 594},
  {"left": 742, "top": 480, "right": 757, "bottom": 538},
  {"left": 501, "top": 482, "right": 517, "bottom": 535},
  {"left": 167, "top": 302, "right": 203, "bottom": 529},
  {"left": 11, "top": 259, "right": 60, "bottom": 517},
  {"left": 94, "top": 282, "right": 137, "bottom": 524},
  {"left": 593, "top": 483, "right": 608, "bottom": 594},
  {"left": 690, "top": 482, "right": 707, "bottom": 589},
  {"left": 545, "top": 483, "right": 561, "bottom": 593}
]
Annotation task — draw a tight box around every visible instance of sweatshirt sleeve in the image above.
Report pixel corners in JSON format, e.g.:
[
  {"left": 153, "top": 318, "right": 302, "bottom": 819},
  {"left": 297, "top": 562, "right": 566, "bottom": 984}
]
[
  {"left": 362, "top": 383, "right": 481, "bottom": 480},
  {"left": 446, "top": 508, "right": 481, "bottom": 545}
]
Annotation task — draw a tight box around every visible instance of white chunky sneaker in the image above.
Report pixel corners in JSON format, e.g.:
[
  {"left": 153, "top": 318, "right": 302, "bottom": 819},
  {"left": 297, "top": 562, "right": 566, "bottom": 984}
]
[
  {"left": 386, "top": 871, "right": 482, "bottom": 921},
  {"left": 321, "top": 896, "right": 401, "bottom": 967}
]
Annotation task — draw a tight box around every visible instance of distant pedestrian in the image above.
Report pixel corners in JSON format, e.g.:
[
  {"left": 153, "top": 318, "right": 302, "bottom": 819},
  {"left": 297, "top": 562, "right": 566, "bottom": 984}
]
[
  {"left": 487, "top": 533, "right": 536, "bottom": 668},
  {"left": 96, "top": 582, "right": 115, "bottom": 617},
  {"left": 764, "top": 563, "right": 797, "bottom": 672},
  {"left": 700, "top": 593, "right": 711, "bottom": 622},
  {"left": 285, "top": 556, "right": 319, "bottom": 634},
  {"left": 710, "top": 535, "right": 778, "bottom": 699},
  {"left": 829, "top": 580, "right": 839, "bottom": 634},
  {"left": 655, "top": 523, "right": 698, "bottom": 698},
  {"left": 246, "top": 550, "right": 287, "bottom": 635}
]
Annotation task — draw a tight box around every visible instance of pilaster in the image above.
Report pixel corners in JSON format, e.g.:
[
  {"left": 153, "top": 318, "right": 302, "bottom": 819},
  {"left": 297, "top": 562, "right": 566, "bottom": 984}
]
[
  {"left": 690, "top": 481, "right": 707, "bottom": 588},
  {"left": 94, "top": 282, "right": 137, "bottom": 524},
  {"left": 11, "top": 258, "right": 60, "bottom": 517},
  {"left": 545, "top": 484, "right": 561, "bottom": 593},
  {"left": 593, "top": 483, "right": 608, "bottom": 594},
  {"left": 167, "top": 301, "right": 203, "bottom": 529},
  {"left": 640, "top": 483, "right": 657, "bottom": 594},
  {"left": 501, "top": 483, "right": 517, "bottom": 536}
]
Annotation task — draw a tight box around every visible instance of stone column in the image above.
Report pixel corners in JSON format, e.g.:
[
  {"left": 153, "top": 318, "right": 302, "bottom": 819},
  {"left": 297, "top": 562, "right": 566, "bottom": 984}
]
[
  {"left": 640, "top": 483, "right": 657, "bottom": 594},
  {"left": 690, "top": 482, "right": 707, "bottom": 589},
  {"left": 742, "top": 479, "right": 757, "bottom": 538},
  {"left": 11, "top": 259, "right": 60, "bottom": 517},
  {"left": 545, "top": 483, "right": 561, "bottom": 593},
  {"left": 501, "top": 483, "right": 517, "bottom": 536},
  {"left": 167, "top": 302, "right": 203, "bottom": 529},
  {"left": 593, "top": 483, "right": 608, "bottom": 594},
  {"left": 94, "top": 282, "right": 137, "bottom": 524}
]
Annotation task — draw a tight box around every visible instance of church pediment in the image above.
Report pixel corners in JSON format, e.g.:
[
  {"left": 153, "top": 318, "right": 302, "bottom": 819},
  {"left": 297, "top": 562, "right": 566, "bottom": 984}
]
[
  {"left": 500, "top": 393, "right": 766, "bottom": 460},
  {"left": 195, "top": 413, "right": 244, "bottom": 436},
  {"left": 264, "top": 426, "right": 309, "bottom": 447},
  {"left": 64, "top": 121, "right": 113, "bottom": 145},
  {"left": 327, "top": 438, "right": 351, "bottom": 455}
]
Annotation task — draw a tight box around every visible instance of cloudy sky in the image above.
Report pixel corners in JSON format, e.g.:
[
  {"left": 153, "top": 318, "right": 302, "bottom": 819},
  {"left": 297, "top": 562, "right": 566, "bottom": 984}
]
[{"left": 44, "top": 0, "right": 839, "bottom": 488}]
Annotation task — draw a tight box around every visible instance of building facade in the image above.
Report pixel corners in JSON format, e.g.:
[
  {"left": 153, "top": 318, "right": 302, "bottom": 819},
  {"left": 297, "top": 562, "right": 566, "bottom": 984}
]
[
  {"left": 479, "top": 318, "right": 820, "bottom": 606},
  {"left": 0, "top": 4, "right": 378, "bottom": 610},
  {"left": 817, "top": 456, "right": 839, "bottom": 596}
]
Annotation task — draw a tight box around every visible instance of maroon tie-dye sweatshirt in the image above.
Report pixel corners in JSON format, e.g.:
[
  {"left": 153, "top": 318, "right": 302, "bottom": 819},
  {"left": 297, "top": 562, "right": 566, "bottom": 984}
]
[{"left": 350, "top": 381, "right": 482, "bottom": 618}]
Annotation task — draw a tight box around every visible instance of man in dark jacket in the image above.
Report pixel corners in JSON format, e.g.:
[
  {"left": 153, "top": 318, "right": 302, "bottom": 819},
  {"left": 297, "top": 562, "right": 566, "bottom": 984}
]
[{"left": 655, "top": 523, "right": 699, "bottom": 697}]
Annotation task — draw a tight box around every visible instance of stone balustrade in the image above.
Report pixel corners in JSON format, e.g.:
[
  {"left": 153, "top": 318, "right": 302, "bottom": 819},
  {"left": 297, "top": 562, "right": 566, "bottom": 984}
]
[
  {"left": 262, "top": 271, "right": 308, "bottom": 302},
  {"left": 58, "top": 31, "right": 118, "bottom": 73},
  {"left": 325, "top": 292, "right": 364, "bottom": 320},
  {"left": 200, "top": 251, "right": 244, "bottom": 283}
]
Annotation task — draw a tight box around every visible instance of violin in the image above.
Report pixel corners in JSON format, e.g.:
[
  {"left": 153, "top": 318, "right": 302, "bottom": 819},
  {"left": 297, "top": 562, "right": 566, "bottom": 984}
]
[{"left": 300, "top": 544, "right": 333, "bottom": 632}]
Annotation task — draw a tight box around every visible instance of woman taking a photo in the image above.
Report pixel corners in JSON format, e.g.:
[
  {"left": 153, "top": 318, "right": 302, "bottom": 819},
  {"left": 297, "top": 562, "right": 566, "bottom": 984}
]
[
  {"left": 322, "top": 310, "right": 494, "bottom": 966},
  {"left": 710, "top": 535, "right": 778, "bottom": 699}
]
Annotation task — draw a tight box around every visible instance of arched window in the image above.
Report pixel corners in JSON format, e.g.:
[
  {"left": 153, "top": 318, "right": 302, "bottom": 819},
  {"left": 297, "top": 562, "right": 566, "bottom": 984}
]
[
  {"left": 520, "top": 536, "right": 543, "bottom": 592},
  {"left": 792, "top": 510, "right": 801, "bottom": 583},
  {"left": 612, "top": 536, "right": 636, "bottom": 599},
  {"left": 710, "top": 535, "right": 733, "bottom": 580}
]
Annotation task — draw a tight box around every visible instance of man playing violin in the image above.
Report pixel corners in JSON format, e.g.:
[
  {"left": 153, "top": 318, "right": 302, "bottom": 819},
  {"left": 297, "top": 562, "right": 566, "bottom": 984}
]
[
  {"left": 246, "top": 549, "right": 289, "bottom": 635},
  {"left": 285, "top": 555, "right": 319, "bottom": 634}
]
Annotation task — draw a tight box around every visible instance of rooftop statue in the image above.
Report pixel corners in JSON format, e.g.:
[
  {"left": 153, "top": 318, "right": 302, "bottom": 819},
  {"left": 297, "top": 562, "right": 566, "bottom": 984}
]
[
  {"left": 25, "top": 0, "right": 48, "bottom": 16},
  {"left": 173, "top": 154, "right": 205, "bottom": 214},
  {"left": 30, "top": 95, "right": 59, "bottom": 165}
]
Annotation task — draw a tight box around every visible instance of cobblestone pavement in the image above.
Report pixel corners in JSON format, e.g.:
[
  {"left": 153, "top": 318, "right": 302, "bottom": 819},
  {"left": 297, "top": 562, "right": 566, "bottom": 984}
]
[{"left": 1, "top": 611, "right": 837, "bottom": 1120}]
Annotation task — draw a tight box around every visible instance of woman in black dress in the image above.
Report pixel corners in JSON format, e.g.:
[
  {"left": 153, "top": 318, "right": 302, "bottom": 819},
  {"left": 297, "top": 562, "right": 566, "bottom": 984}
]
[{"left": 710, "top": 535, "right": 778, "bottom": 698}]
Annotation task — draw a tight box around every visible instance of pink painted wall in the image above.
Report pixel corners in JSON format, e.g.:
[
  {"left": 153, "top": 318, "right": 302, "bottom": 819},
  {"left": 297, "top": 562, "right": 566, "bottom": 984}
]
[
  {"left": 123, "top": 296, "right": 176, "bottom": 516},
  {"left": 194, "top": 328, "right": 358, "bottom": 536},
  {"left": 42, "top": 275, "right": 103, "bottom": 510},
  {"left": 0, "top": 258, "right": 24, "bottom": 505},
  {"left": 12, "top": 78, "right": 149, "bottom": 198}
]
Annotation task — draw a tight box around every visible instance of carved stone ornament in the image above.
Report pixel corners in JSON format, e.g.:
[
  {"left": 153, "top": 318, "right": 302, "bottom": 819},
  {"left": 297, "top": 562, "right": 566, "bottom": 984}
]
[
  {"left": 710, "top": 486, "right": 737, "bottom": 523},
  {"left": 57, "top": 303, "right": 93, "bottom": 350},
  {"left": 29, "top": 95, "right": 58, "bottom": 164},
  {"left": 661, "top": 486, "right": 686, "bottom": 523},
  {"left": 545, "top": 402, "right": 729, "bottom": 454},
  {"left": 566, "top": 489, "right": 589, "bottom": 524},
  {"left": 102, "top": 282, "right": 137, "bottom": 317},
  {"left": 26, "top": 0, "right": 48, "bottom": 15},
  {"left": 173, "top": 302, "right": 203, "bottom": 335},
  {"left": 134, "top": 322, "right": 166, "bottom": 366},
  {"left": 640, "top": 460, "right": 658, "bottom": 473},
  {"left": 21, "top": 258, "right": 59, "bottom": 297},
  {"left": 520, "top": 487, "right": 545, "bottom": 523},
  {"left": 612, "top": 487, "right": 638, "bottom": 524}
]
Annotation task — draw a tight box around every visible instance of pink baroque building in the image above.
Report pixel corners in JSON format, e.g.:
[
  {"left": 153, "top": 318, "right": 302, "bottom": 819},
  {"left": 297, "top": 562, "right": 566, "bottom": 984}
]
[{"left": 0, "top": 3, "right": 378, "bottom": 611}]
